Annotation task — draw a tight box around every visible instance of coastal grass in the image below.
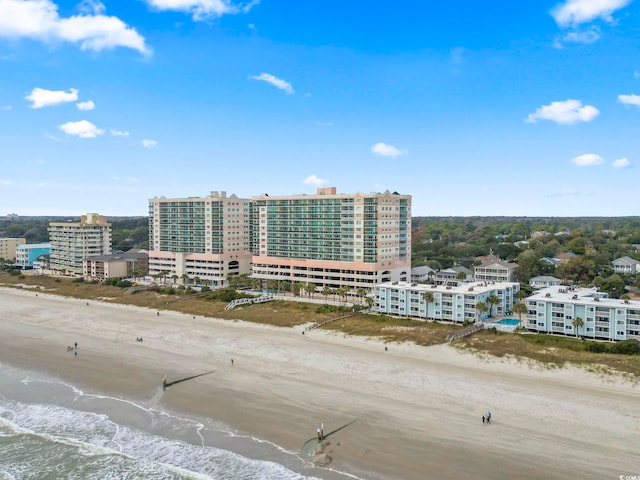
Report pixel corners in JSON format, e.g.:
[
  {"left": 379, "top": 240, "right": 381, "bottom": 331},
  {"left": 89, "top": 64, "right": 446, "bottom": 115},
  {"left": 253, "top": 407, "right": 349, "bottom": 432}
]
[
  {"left": 3, "top": 273, "right": 639, "bottom": 378},
  {"left": 320, "top": 315, "right": 462, "bottom": 346},
  {"left": 456, "top": 330, "right": 640, "bottom": 378}
]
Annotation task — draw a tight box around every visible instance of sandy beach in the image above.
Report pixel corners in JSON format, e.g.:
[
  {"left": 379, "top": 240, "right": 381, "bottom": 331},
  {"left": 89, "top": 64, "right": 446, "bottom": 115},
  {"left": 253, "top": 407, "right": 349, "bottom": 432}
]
[{"left": 1, "top": 286, "right": 638, "bottom": 480}]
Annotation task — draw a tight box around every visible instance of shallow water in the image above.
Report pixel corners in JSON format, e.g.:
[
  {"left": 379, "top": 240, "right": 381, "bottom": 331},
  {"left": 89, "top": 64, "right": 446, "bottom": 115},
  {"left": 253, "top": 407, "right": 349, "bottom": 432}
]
[{"left": 0, "top": 363, "right": 359, "bottom": 480}]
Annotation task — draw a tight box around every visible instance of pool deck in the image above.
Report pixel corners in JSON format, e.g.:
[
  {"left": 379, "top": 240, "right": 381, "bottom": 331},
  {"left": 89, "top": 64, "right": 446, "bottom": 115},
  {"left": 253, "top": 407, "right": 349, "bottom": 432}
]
[{"left": 484, "top": 317, "right": 523, "bottom": 333}]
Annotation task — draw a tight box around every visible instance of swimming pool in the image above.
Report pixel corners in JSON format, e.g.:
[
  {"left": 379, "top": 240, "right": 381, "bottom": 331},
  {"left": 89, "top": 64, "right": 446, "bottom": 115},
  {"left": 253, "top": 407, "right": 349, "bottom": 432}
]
[{"left": 496, "top": 318, "right": 520, "bottom": 326}]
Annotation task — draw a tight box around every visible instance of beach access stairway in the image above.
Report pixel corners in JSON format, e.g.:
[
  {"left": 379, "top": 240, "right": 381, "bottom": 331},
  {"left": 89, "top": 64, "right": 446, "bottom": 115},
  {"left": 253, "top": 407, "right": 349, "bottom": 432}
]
[
  {"left": 124, "top": 285, "right": 151, "bottom": 295},
  {"left": 225, "top": 293, "right": 276, "bottom": 310},
  {"left": 446, "top": 323, "right": 484, "bottom": 342}
]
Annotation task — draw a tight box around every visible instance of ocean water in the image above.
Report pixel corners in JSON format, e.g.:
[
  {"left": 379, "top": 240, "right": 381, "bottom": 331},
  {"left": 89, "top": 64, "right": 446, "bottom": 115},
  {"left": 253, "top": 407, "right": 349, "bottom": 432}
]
[{"left": 0, "top": 364, "right": 358, "bottom": 480}]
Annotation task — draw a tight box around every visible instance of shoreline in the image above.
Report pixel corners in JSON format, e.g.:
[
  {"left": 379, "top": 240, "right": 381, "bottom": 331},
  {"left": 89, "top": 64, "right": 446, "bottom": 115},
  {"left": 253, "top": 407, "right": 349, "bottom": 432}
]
[{"left": 1, "top": 287, "right": 638, "bottom": 479}]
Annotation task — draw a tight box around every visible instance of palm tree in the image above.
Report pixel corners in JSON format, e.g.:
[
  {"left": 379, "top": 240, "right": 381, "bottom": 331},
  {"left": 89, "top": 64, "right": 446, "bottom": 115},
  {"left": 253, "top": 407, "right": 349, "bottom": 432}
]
[
  {"left": 171, "top": 274, "right": 178, "bottom": 286},
  {"left": 512, "top": 302, "right": 528, "bottom": 328},
  {"left": 572, "top": 316, "right": 584, "bottom": 338},
  {"left": 292, "top": 282, "right": 304, "bottom": 297},
  {"left": 193, "top": 276, "right": 201, "bottom": 287},
  {"left": 306, "top": 282, "right": 316, "bottom": 298},
  {"left": 340, "top": 286, "right": 350, "bottom": 303},
  {"left": 486, "top": 294, "right": 500, "bottom": 318},
  {"left": 476, "top": 301, "right": 488, "bottom": 324},
  {"left": 422, "top": 291, "right": 435, "bottom": 320},
  {"left": 456, "top": 271, "right": 467, "bottom": 283},
  {"left": 181, "top": 273, "right": 189, "bottom": 285},
  {"left": 365, "top": 296, "right": 374, "bottom": 310},
  {"left": 357, "top": 288, "right": 367, "bottom": 305},
  {"left": 322, "top": 285, "right": 331, "bottom": 302},
  {"left": 516, "top": 289, "right": 528, "bottom": 302}
]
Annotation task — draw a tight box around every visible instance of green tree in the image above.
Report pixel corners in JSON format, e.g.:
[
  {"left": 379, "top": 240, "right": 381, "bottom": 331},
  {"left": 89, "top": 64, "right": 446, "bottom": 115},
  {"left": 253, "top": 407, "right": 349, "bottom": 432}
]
[
  {"left": 322, "top": 285, "right": 331, "bottom": 301},
  {"left": 486, "top": 294, "right": 500, "bottom": 317},
  {"left": 572, "top": 316, "right": 584, "bottom": 338},
  {"left": 422, "top": 291, "right": 434, "bottom": 320},
  {"left": 599, "top": 274, "right": 627, "bottom": 298},
  {"left": 476, "top": 301, "right": 488, "bottom": 324},
  {"left": 512, "top": 302, "right": 528, "bottom": 328},
  {"left": 365, "top": 296, "right": 374, "bottom": 310},
  {"left": 357, "top": 288, "right": 367, "bottom": 304}
]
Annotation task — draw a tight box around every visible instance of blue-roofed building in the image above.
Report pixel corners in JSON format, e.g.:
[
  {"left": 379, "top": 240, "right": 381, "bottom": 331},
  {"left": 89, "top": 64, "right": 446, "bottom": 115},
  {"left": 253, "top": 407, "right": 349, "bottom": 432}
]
[{"left": 15, "top": 243, "right": 51, "bottom": 270}]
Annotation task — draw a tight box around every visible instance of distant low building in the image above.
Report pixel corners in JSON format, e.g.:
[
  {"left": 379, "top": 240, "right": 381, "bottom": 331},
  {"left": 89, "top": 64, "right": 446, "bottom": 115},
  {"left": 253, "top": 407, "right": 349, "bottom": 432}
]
[
  {"left": 411, "top": 265, "right": 435, "bottom": 283},
  {"left": 474, "top": 258, "right": 518, "bottom": 283},
  {"left": 529, "top": 275, "right": 561, "bottom": 289},
  {"left": 84, "top": 249, "right": 148, "bottom": 281},
  {"left": 612, "top": 256, "right": 640, "bottom": 274},
  {"left": 433, "top": 266, "right": 473, "bottom": 285}
]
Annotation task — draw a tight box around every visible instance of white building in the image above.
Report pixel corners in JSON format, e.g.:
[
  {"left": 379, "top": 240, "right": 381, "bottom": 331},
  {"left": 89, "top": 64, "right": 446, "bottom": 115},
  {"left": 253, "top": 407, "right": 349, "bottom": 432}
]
[
  {"left": 612, "top": 256, "right": 640, "bottom": 274},
  {"left": 529, "top": 275, "right": 561, "bottom": 289},
  {"left": 375, "top": 281, "right": 520, "bottom": 324},
  {"left": 48, "top": 214, "right": 112, "bottom": 276},
  {"left": 474, "top": 258, "right": 518, "bottom": 282},
  {"left": 525, "top": 286, "right": 640, "bottom": 341},
  {"left": 148, "top": 192, "right": 252, "bottom": 287},
  {"left": 411, "top": 265, "right": 435, "bottom": 283}
]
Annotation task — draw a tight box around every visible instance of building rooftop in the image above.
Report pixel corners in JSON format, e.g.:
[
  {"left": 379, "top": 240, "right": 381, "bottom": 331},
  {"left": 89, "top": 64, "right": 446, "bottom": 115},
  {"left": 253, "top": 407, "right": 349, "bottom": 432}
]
[
  {"left": 377, "top": 280, "right": 518, "bottom": 295},
  {"left": 528, "top": 286, "right": 639, "bottom": 308}
]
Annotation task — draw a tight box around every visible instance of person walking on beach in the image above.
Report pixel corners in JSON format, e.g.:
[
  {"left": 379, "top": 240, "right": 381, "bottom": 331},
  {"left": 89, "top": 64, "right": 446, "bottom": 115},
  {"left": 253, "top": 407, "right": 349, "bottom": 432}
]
[
  {"left": 482, "top": 415, "right": 485, "bottom": 424},
  {"left": 487, "top": 411, "right": 491, "bottom": 424},
  {"left": 74, "top": 342, "right": 77, "bottom": 349},
  {"left": 230, "top": 358, "right": 234, "bottom": 366}
]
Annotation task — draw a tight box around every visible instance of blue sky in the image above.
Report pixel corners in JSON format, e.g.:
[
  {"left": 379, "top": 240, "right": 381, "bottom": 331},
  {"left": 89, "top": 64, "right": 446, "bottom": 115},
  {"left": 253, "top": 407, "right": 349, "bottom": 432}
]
[{"left": 1, "top": 0, "right": 639, "bottom": 217}]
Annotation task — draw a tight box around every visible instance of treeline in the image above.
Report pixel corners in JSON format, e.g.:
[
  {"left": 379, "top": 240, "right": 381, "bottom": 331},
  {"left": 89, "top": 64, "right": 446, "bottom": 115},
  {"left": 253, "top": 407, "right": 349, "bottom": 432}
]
[
  {"left": 411, "top": 216, "right": 640, "bottom": 297},
  {"left": 0, "top": 217, "right": 149, "bottom": 251}
]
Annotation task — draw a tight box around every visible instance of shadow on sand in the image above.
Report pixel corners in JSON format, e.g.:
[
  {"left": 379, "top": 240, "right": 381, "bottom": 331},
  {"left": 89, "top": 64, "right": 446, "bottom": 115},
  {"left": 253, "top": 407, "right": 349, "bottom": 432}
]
[{"left": 162, "top": 370, "right": 215, "bottom": 390}]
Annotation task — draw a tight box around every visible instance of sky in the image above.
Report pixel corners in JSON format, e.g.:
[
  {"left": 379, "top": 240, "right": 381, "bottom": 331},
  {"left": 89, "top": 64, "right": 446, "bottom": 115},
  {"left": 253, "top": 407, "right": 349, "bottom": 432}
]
[{"left": 1, "top": 0, "right": 639, "bottom": 217}]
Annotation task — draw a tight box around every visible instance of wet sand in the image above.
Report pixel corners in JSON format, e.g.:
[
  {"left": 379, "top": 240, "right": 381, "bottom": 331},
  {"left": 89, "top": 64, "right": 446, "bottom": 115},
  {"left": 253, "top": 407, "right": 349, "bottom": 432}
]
[{"left": 1, "top": 287, "right": 638, "bottom": 480}]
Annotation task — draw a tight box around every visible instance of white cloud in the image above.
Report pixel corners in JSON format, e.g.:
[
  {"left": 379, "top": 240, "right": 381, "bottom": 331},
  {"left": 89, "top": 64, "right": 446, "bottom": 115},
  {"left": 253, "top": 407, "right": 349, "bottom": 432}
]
[
  {"left": 142, "top": 139, "right": 157, "bottom": 148},
  {"left": 551, "top": 0, "right": 631, "bottom": 27},
  {"left": 612, "top": 157, "right": 630, "bottom": 168},
  {"left": 314, "top": 121, "right": 333, "bottom": 127},
  {"left": 302, "top": 174, "right": 326, "bottom": 186},
  {"left": 617, "top": 93, "right": 640, "bottom": 107},
  {"left": 634, "top": 71, "right": 640, "bottom": 79},
  {"left": 43, "top": 131, "right": 60, "bottom": 141},
  {"left": 251, "top": 73, "right": 294, "bottom": 94},
  {"left": 76, "top": 100, "right": 95, "bottom": 110},
  {"left": 110, "top": 129, "right": 130, "bottom": 137},
  {"left": 0, "top": 0, "right": 149, "bottom": 54},
  {"left": 526, "top": 99, "right": 599, "bottom": 124},
  {"left": 145, "top": 0, "right": 257, "bottom": 21},
  {"left": 302, "top": 173, "right": 327, "bottom": 186},
  {"left": 0, "top": 179, "right": 11, "bottom": 186},
  {"left": 77, "top": 0, "right": 106, "bottom": 15},
  {"left": 561, "top": 26, "right": 600, "bottom": 44},
  {"left": 58, "top": 120, "right": 104, "bottom": 138},
  {"left": 2, "top": 105, "right": 11, "bottom": 111},
  {"left": 371, "top": 142, "right": 407, "bottom": 157},
  {"left": 571, "top": 153, "right": 604, "bottom": 166},
  {"left": 25, "top": 87, "right": 78, "bottom": 108}
]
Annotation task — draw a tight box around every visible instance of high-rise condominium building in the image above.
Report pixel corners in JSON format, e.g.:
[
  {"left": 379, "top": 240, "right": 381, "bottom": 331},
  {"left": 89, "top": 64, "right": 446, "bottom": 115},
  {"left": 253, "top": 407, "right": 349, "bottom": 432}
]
[
  {"left": 250, "top": 187, "right": 411, "bottom": 293},
  {"left": 48, "top": 213, "right": 112, "bottom": 275},
  {"left": 148, "top": 191, "right": 252, "bottom": 287}
]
